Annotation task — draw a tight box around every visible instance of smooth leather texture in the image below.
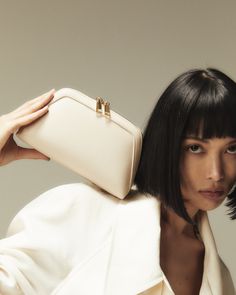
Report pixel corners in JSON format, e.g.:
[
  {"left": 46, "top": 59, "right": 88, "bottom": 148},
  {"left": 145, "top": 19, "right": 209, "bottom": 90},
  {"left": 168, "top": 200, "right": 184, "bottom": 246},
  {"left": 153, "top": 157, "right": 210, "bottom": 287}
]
[
  {"left": 0, "top": 182, "right": 235, "bottom": 295},
  {"left": 15, "top": 88, "right": 142, "bottom": 199}
]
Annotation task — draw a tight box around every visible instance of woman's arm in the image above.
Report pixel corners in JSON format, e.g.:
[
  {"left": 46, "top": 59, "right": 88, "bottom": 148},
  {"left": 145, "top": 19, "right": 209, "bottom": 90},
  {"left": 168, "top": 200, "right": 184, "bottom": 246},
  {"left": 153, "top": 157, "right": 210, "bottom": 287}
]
[
  {"left": 0, "top": 184, "right": 79, "bottom": 295},
  {"left": 0, "top": 89, "right": 58, "bottom": 294}
]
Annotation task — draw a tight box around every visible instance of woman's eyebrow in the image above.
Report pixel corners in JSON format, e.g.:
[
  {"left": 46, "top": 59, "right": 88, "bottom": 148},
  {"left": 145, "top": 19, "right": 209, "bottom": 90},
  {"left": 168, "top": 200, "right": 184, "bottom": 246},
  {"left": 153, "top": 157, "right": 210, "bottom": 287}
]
[
  {"left": 184, "top": 136, "right": 236, "bottom": 144},
  {"left": 184, "top": 136, "right": 208, "bottom": 142}
]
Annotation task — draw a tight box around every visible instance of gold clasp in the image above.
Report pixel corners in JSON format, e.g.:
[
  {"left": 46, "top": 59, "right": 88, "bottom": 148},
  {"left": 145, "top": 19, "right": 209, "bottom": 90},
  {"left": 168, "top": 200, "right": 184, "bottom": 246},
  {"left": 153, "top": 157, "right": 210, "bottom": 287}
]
[
  {"left": 103, "top": 100, "right": 110, "bottom": 117},
  {"left": 96, "top": 96, "right": 111, "bottom": 117},
  {"left": 96, "top": 97, "right": 103, "bottom": 113}
]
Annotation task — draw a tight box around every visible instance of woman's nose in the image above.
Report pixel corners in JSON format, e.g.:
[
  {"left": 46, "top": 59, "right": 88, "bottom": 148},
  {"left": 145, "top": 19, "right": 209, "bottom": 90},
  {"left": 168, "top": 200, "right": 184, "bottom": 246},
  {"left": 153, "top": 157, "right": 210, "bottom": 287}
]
[{"left": 206, "top": 155, "right": 224, "bottom": 181}]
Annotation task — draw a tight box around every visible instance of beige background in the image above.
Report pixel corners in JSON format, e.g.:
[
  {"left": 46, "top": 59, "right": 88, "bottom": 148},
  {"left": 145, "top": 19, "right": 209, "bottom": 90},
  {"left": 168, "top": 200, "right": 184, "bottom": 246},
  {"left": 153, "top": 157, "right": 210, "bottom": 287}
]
[{"left": 0, "top": 0, "right": 235, "bottom": 287}]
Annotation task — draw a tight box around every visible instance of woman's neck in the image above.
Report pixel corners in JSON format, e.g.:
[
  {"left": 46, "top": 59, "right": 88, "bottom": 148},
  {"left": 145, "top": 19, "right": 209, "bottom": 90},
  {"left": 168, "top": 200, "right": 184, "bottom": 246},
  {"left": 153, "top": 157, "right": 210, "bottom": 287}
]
[{"left": 160, "top": 202, "right": 200, "bottom": 238}]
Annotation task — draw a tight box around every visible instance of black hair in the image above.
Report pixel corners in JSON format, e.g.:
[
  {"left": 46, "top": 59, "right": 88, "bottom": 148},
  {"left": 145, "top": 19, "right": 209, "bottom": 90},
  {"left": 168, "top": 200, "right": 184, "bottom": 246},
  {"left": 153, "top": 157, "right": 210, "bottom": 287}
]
[{"left": 134, "top": 68, "right": 236, "bottom": 225}]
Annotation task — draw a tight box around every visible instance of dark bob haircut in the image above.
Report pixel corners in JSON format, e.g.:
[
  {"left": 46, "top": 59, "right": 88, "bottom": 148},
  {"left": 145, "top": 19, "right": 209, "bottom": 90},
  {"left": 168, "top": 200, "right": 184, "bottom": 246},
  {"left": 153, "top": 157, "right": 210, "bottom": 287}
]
[{"left": 134, "top": 68, "right": 236, "bottom": 225}]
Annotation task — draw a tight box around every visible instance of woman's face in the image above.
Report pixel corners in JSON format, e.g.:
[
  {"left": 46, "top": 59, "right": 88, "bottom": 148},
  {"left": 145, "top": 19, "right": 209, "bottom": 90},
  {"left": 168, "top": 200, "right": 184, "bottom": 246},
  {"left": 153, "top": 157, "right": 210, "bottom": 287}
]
[{"left": 179, "top": 135, "right": 236, "bottom": 214}]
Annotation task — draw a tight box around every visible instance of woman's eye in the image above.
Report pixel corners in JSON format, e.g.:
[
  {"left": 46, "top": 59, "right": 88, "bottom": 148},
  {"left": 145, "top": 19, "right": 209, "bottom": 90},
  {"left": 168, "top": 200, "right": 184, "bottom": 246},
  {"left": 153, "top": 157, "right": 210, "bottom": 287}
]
[
  {"left": 186, "top": 144, "right": 203, "bottom": 153},
  {"left": 184, "top": 144, "right": 236, "bottom": 154},
  {"left": 227, "top": 145, "right": 236, "bottom": 154}
]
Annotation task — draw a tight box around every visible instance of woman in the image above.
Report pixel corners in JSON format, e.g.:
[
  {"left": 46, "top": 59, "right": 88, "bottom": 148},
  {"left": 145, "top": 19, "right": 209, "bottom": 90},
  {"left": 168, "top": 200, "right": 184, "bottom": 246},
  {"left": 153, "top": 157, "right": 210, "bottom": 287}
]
[{"left": 0, "top": 69, "right": 235, "bottom": 295}]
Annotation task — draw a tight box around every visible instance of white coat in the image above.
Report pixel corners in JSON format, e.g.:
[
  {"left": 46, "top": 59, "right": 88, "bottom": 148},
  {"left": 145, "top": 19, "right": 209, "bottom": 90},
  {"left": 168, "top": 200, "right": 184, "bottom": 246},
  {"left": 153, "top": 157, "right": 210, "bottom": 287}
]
[{"left": 0, "top": 182, "right": 235, "bottom": 295}]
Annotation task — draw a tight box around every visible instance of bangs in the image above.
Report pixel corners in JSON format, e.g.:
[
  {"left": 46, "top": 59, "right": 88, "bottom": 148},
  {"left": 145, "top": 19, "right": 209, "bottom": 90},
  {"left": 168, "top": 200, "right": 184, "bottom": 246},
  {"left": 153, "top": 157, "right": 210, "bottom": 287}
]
[{"left": 182, "top": 87, "right": 236, "bottom": 139}]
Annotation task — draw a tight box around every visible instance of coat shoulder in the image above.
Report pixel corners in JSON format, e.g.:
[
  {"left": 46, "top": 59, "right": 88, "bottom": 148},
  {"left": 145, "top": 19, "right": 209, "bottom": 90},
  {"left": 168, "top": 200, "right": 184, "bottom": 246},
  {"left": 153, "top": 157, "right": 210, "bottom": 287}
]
[
  {"left": 6, "top": 182, "right": 160, "bottom": 239},
  {"left": 17, "top": 182, "right": 158, "bottom": 216},
  {"left": 6, "top": 182, "right": 122, "bottom": 237},
  {"left": 18, "top": 182, "right": 121, "bottom": 214}
]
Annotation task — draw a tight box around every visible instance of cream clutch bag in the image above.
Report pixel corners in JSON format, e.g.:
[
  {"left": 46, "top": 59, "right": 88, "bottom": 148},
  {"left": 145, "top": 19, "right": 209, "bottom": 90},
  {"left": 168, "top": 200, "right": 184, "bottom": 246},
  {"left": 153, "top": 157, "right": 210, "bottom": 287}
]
[{"left": 15, "top": 88, "right": 143, "bottom": 199}]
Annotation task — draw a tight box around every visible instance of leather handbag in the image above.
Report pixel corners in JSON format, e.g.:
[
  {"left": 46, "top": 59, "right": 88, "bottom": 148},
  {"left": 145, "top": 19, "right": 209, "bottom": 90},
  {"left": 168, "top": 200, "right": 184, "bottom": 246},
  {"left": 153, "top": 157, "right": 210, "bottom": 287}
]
[{"left": 15, "top": 88, "right": 143, "bottom": 199}]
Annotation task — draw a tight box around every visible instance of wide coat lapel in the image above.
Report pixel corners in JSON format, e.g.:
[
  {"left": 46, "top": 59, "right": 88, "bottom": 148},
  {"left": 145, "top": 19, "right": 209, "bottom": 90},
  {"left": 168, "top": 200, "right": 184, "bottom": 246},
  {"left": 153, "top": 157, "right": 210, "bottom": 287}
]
[
  {"left": 104, "top": 193, "right": 167, "bottom": 295},
  {"left": 198, "top": 210, "right": 224, "bottom": 295}
]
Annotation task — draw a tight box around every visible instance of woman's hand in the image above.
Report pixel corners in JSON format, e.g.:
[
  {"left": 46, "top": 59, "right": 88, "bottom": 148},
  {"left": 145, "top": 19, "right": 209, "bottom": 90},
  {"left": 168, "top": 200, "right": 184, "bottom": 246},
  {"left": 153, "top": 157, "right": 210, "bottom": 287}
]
[{"left": 0, "top": 89, "right": 55, "bottom": 166}]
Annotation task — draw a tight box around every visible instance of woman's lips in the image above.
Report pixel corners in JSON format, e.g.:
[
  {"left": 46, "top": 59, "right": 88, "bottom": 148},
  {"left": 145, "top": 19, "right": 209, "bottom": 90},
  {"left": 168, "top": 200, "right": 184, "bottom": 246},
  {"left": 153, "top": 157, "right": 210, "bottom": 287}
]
[{"left": 199, "top": 191, "right": 225, "bottom": 201}]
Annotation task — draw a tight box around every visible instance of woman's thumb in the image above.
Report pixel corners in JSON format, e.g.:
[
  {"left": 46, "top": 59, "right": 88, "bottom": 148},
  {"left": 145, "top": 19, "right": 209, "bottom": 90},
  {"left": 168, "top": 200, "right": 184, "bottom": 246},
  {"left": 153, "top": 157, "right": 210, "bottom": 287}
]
[{"left": 17, "top": 147, "right": 50, "bottom": 161}]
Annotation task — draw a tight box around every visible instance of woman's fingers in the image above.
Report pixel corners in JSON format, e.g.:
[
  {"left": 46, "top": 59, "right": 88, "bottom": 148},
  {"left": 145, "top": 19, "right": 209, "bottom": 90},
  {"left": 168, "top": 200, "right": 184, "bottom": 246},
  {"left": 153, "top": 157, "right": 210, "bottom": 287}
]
[
  {"left": 8, "top": 104, "right": 50, "bottom": 134},
  {"left": 9, "top": 89, "right": 55, "bottom": 119},
  {"left": 2, "top": 89, "right": 55, "bottom": 134},
  {"left": 28, "top": 88, "right": 55, "bottom": 105}
]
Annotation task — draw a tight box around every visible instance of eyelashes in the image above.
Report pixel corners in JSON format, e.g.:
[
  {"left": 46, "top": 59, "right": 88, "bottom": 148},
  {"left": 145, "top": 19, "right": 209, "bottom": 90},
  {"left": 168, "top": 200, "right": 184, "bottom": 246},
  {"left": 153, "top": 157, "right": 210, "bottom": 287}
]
[
  {"left": 186, "top": 144, "right": 202, "bottom": 153},
  {"left": 184, "top": 144, "right": 236, "bottom": 154}
]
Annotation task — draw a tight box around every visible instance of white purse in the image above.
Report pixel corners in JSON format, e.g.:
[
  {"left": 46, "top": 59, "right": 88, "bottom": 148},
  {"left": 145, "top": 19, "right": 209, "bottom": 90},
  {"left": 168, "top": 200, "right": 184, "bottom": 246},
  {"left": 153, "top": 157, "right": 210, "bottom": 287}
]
[{"left": 15, "top": 88, "right": 142, "bottom": 199}]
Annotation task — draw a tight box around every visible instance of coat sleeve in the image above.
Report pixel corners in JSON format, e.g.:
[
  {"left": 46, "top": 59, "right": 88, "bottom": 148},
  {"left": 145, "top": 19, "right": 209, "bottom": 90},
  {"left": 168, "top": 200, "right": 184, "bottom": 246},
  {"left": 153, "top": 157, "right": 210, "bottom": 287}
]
[{"left": 0, "top": 182, "right": 113, "bottom": 295}]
